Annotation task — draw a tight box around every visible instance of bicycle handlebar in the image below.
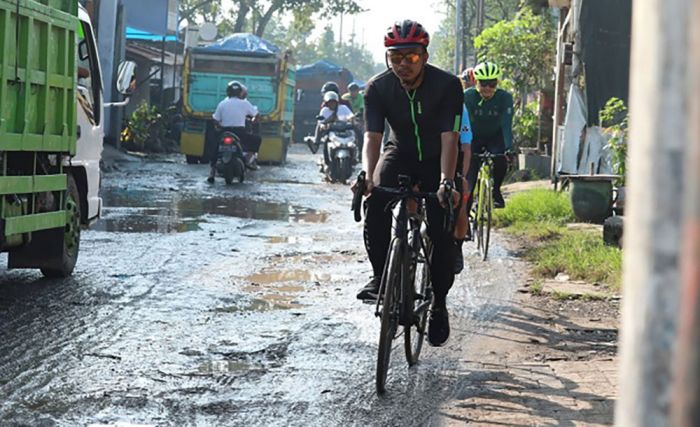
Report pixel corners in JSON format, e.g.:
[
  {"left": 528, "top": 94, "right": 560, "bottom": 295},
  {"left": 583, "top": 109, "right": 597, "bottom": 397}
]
[
  {"left": 352, "top": 173, "right": 456, "bottom": 232},
  {"left": 474, "top": 151, "right": 509, "bottom": 159}
]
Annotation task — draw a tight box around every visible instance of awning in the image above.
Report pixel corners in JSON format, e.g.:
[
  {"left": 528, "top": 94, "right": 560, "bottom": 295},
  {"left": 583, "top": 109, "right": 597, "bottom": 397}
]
[{"left": 126, "top": 27, "right": 178, "bottom": 41}]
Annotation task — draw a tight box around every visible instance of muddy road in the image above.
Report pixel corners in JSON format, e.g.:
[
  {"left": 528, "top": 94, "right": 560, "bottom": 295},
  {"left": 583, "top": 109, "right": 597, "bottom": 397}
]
[{"left": 0, "top": 146, "right": 523, "bottom": 426}]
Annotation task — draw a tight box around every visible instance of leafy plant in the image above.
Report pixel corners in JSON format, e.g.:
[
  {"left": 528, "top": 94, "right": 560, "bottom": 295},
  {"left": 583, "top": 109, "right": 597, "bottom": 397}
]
[
  {"left": 599, "top": 97, "right": 628, "bottom": 185},
  {"left": 122, "top": 103, "right": 178, "bottom": 153},
  {"left": 474, "top": 7, "right": 556, "bottom": 99},
  {"left": 513, "top": 100, "right": 539, "bottom": 149}
]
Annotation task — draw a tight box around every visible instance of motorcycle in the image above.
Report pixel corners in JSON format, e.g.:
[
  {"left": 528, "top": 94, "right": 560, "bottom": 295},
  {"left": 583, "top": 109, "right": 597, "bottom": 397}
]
[
  {"left": 216, "top": 131, "right": 246, "bottom": 184},
  {"left": 305, "top": 118, "right": 357, "bottom": 183}
]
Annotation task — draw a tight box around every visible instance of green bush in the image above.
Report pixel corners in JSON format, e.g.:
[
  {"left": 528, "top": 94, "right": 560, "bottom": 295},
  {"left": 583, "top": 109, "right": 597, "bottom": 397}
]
[
  {"left": 528, "top": 230, "right": 623, "bottom": 289},
  {"left": 122, "top": 103, "right": 178, "bottom": 153}
]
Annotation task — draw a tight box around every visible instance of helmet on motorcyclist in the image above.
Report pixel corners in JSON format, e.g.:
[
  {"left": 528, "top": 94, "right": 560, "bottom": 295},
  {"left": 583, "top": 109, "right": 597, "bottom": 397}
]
[
  {"left": 348, "top": 82, "right": 360, "bottom": 92},
  {"left": 323, "top": 91, "right": 339, "bottom": 104},
  {"left": 321, "top": 81, "right": 340, "bottom": 95},
  {"left": 226, "top": 80, "right": 244, "bottom": 97}
]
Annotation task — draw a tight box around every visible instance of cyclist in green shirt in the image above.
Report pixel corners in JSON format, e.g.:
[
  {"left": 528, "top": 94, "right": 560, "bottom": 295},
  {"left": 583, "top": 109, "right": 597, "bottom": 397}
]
[{"left": 464, "top": 61, "right": 513, "bottom": 209}]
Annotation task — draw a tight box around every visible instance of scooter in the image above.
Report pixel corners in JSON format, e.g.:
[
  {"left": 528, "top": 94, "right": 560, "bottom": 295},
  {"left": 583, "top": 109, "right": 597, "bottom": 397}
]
[
  {"left": 305, "top": 119, "right": 357, "bottom": 183},
  {"left": 216, "top": 131, "right": 246, "bottom": 184}
]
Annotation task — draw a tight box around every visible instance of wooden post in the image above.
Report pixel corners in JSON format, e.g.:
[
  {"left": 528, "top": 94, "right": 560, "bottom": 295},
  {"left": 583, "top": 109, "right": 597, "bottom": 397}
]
[{"left": 550, "top": 7, "right": 568, "bottom": 183}]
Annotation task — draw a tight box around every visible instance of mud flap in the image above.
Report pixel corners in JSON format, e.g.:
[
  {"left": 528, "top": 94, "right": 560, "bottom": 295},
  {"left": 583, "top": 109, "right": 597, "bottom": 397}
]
[{"left": 8, "top": 227, "right": 64, "bottom": 269}]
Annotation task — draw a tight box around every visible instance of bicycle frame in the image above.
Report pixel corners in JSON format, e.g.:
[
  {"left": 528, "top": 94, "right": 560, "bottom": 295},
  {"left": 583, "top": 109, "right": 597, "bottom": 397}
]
[
  {"left": 474, "top": 157, "right": 494, "bottom": 219},
  {"left": 375, "top": 190, "right": 432, "bottom": 325}
]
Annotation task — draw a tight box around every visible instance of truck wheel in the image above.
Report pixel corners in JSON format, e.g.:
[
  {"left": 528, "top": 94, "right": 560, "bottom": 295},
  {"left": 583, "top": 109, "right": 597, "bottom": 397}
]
[{"left": 41, "top": 176, "right": 80, "bottom": 278}]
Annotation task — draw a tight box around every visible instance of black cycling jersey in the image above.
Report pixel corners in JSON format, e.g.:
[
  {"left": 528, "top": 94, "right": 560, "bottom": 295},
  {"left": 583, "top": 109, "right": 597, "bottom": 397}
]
[{"left": 364, "top": 64, "right": 463, "bottom": 162}]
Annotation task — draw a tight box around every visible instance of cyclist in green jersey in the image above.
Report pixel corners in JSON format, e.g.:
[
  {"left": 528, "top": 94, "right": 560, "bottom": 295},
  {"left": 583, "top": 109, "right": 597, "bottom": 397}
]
[{"left": 463, "top": 61, "right": 514, "bottom": 209}]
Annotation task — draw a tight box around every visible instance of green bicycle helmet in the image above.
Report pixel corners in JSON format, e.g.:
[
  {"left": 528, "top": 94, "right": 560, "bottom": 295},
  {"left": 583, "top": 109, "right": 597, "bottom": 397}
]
[{"left": 473, "top": 62, "right": 501, "bottom": 80}]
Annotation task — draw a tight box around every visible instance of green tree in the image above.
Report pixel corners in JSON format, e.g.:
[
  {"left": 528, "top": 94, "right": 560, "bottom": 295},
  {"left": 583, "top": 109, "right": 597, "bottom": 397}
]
[
  {"left": 474, "top": 7, "right": 555, "bottom": 99},
  {"left": 429, "top": 0, "right": 522, "bottom": 72}
]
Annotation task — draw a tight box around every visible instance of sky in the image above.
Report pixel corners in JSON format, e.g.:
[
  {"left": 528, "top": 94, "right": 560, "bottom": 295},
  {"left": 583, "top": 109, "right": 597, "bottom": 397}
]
[{"left": 216, "top": 0, "right": 448, "bottom": 63}]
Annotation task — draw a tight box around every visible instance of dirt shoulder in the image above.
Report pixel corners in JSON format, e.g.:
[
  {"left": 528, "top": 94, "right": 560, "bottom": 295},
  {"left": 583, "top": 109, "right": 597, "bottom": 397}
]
[{"left": 434, "top": 237, "right": 620, "bottom": 426}]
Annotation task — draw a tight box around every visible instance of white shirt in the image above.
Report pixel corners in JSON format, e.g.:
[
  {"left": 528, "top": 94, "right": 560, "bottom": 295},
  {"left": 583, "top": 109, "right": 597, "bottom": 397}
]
[
  {"left": 212, "top": 97, "right": 258, "bottom": 127},
  {"left": 319, "top": 105, "right": 354, "bottom": 121}
]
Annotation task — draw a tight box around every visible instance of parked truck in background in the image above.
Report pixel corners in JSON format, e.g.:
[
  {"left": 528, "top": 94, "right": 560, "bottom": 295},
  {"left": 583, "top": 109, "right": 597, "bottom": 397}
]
[
  {"left": 180, "top": 33, "right": 295, "bottom": 165},
  {"left": 0, "top": 0, "right": 133, "bottom": 277}
]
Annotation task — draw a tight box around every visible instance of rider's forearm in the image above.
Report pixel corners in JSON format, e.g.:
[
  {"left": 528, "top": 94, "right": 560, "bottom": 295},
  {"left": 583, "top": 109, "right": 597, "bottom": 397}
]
[
  {"left": 363, "top": 132, "right": 383, "bottom": 179},
  {"left": 440, "top": 132, "right": 459, "bottom": 181},
  {"left": 461, "top": 145, "right": 472, "bottom": 176}
]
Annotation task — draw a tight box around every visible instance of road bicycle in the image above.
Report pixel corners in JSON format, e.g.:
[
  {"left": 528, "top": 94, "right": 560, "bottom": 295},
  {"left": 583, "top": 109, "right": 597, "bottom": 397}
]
[
  {"left": 353, "top": 173, "right": 453, "bottom": 394},
  {"left": 470, "top": 152, "right": 507, "bottom": 261}
]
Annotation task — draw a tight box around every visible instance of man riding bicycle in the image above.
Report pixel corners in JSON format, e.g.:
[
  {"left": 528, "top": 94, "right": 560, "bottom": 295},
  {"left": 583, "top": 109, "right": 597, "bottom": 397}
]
[
  {"left": 354, "top": 19, "right": 462, "bottom": 347},
  {"left": 463, "top": 61, "right": 514, "bottom": 209}
]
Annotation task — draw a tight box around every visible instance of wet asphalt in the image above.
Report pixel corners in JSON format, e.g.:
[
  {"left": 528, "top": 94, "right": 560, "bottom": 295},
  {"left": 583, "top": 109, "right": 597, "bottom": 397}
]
[{"left": 0, "top": 145, "right": 523, "bottom": 426}]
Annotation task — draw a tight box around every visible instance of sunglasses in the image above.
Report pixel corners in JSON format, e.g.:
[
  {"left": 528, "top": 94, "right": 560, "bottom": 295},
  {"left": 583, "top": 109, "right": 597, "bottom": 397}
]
[
  {"left": 387, "top": 52, "right": 423, "bottom": 65},
  {"left": 478, "top": 79, "right": 498, "bottom": 88}
]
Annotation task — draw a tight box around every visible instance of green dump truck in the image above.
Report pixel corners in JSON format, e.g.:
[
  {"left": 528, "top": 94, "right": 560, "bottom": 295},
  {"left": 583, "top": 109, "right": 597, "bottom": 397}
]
[
  {"left": 180, "top": 33, "right": 295, "bottom": 165},
  {"left": 0, "top": 1, "right": 132, "bottom": 277}
]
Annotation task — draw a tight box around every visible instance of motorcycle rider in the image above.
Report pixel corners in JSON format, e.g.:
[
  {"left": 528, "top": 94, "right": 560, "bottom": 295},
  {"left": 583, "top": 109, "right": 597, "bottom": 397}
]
[
  {"left": 209, "top": 81, "right": 260, "bottom": 182},
  {"left": 315, "top": 91, "right": 354, "bottom": 165},
  {"left": 342, "top": 82, "right": 365, "bottom": 161},
  {"left": 237, "top": 83, "right": 262, "bottom": 169},
  {"left": 321, "top": 81, "right": 353, "bottom": 110}
]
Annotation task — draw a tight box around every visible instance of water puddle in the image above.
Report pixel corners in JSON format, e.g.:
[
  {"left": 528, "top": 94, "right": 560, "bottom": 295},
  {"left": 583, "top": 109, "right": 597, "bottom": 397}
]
[
  {"left": 246, "top": 270, "right": 331, "bottom": 284},
  {"left": 266, "top": 236, "right": 317, "bottom": 244},
  {"left": 195, "top": 360, "right": 250, "bottom": 376},
  {"left": 101, "top": 191, "right": 328, "bottom": 225},
  {"left": 215, "top": 296, "right": 302, "bottom": 312},
  {"left": 94, "top": 212, "right": 203, "bottom": 233}
]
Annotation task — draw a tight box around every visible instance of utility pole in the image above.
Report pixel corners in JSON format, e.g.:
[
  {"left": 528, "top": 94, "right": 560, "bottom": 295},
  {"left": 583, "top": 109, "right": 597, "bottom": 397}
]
[
  {"left": 454, "top": 0, "right": 463, "bottom": 75},
  {"left": 476, "top": 0, "right": 485, "bottom": 36},
  {"left": 338, "top": 12, "right": 344, "bottom": 48},
  {"left": 615, "top": 0, "right": 688, "bottom": 425},
  {"left": 670, "top": 0, "right": 700, "bottom": 424}
]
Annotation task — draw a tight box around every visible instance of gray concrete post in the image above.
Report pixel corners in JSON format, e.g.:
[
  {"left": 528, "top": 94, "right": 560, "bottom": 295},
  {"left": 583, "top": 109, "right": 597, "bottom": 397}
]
[
  {"left": 669, "top": 0, "right": 700, "bottom": 424},
  {"left": 615, "top": 0, "right": 688, "bottom": 425}
]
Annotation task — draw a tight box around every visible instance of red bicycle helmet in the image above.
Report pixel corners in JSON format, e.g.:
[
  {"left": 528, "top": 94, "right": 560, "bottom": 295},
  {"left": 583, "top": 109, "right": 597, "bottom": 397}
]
[{"left": 384, "top": 20, "right": 430, "bottom": 50}]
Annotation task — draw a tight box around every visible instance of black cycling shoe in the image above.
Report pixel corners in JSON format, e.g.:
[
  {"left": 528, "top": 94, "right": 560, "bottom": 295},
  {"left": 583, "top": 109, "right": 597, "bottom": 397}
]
[
  {"left": 428, "top": 305, "right": 450, "bottom": 346},
  {"left": 494, "top": 189, "right": 506, "bottom": 209},
  {"left": 356, "top": 276, "right": 381, "bottom": 300},
  {"left": 454, "top": 240, "right": 464, "bottom": 274}
]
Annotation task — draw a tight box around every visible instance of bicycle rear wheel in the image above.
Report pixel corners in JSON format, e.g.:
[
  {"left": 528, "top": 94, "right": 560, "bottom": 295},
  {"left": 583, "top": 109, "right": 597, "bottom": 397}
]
[
  {"left": 376, "top": 239, "right": 402, "bottom": 394},
  {"left": 481, "top": 184, "right": 492, "bottom": 261},
  {"left": 404, "top": 237, "right": 432, "bottom": 366}
]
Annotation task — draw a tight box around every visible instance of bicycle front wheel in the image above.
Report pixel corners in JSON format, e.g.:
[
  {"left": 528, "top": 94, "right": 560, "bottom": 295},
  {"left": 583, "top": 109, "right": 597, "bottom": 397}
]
[
  {"left": 404, "top": 237, "right": 432, "bottom": 366},
  {"left": 376, "top": 238, "right": 402, "bottom": 394},
  {"left": 481, "top": 184, "right": 492, "bottom": 261}
]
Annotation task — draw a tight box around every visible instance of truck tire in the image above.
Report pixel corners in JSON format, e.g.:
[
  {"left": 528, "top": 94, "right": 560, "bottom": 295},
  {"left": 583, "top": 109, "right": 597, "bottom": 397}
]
[{"left": 41, "top": 176, "right": 81, "bottom": 278}]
